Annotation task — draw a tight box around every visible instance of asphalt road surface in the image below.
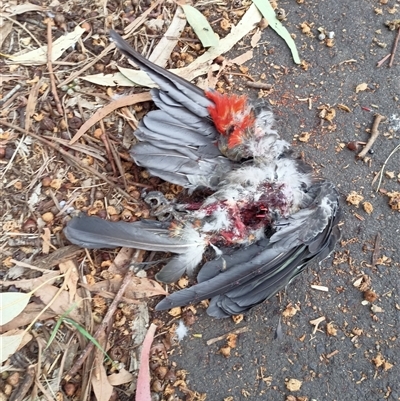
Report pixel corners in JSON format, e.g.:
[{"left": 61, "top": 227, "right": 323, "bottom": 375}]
[{"left": 168, "top": 1, "right": 400, "bottom": 400}]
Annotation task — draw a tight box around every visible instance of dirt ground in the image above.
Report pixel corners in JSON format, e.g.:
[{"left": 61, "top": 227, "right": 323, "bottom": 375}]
[{"left": 1, "top": 0, "right": 399, "bottom": 401}]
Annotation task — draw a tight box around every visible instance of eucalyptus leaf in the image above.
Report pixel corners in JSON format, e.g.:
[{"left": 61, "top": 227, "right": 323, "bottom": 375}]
[
  {"left": 181, "top": 5, "right": 218, "bottom": 48},
  {"left": 252, "top": 0, "right": 301, "bottom": 64},
  {"left": 1, "top": 333, "right": 24, "bottom": 363},
  {"left": 0, "top": 292, "right": 30, "bottom": 325}
]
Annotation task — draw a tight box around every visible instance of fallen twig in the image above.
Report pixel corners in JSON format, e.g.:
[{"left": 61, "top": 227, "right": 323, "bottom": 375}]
[
  {"left": 376, "top": 53, "right": 391, "bottom": 68},
  {"left": 245, "top": 81, "right": 272, "bottom": 90},
  {"left": 326, "top": 350, "right": 339, "bottom": 359},
  {"left": 100, "top": 120, "right": 128, "bottom": 191},
  {"left": 372, "top": 233, "right": 381, "bottom": 266},
  {"left": 228, "top": 71, "right": 255, "bottom": 81},
  {"left": 9, "top": 365, "right": 36, "bottom": 401},
  {"left": 100, "top": 129, "right": 118, "bottom": 176},
  {"left": 64, "top": 250, "right": 145, "bottom": 382},
  {"left": 357, "top": 114, "right": 385, "bottom": 159},
  {"left": 58, "top": 0, "right": 164, "bottom": 88},
  {"left": 46, "top": 18, "right": 63, "bottom": 115},
  {"left": 389, "top": 27, "right": 400, "bottom": 67},
  {"left": 0, "top": 84, "right": 21, "bottom": 106},
  {"left": 309, "top": 316, "right": 325, "bottom": 334},
  {"left": 206, "top": 326, "right": 249, "bottom": 345},
  {"left": 373, "top": 142, "right": 400, "bottom": 191},
  {"left": 69, "top": 93, "right": 151, "bottom": 145}
]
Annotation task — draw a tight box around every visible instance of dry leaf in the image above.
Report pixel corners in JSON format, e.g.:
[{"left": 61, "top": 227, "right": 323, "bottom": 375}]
[
  {"left": 286, "top": 378, "right": 302, "bottom": 391},
  {"left": 282, "top": 304, "right": 298, "bottom": 318},
  {"left": 355, "top": 83, "right": 368, "bottom": 93},
  {"left": 59, "top": 260, "right": 79, "bottom": 302},
  {"left": 218, "top": 346, "right": 231, "bottom": 357},
  {"left": 232, "top": 314, "right": 244, "bottom": 324},
  {"left": 108, "top": 368, "right": 135, "bottom": 386},
  {"left": 136, "top": 324, "right": 157, "bottom": 401},
  {"left": 0, "top": 303, "right": 56, "bottom": 332},
  {"left": 251, "top": 29, "right": 262, "bottom": 47},
  {"left": 326, "top": 322, "right": 337, "bottom": 336},
  {"left": 0, "top": 293, "right": 30, "bottom": 326},
  {"left": 0, "top": 330, "right": 33, "bottom": 363},
  {"left": 383, "top": 361, "right": 393, "bottom": 371},
  {"left": 230, "top": 50, "right": 254, "bottom": 65},
  {"left": 386, "top": 191, "right": 400, "bottom": 210},
  {"left": 9, "top": 26, "right": 85, "bottom": 65},
  {"left": 92, "top": 339, "right": 113, "bottom": 401},
  {"left": 300, "top": 22, "right": 312, "bottom": 35},
  {"left": 226, "top": 334, "right": 237, "bottom": 348},
  {"left": 85, "top": 276, "right": 167, "bottom": 299},
  {"left": 338, "top": 104, "right": 351, "bottom": 112},
  {"left": 372, "top": 353, "right": 385, "bottom": 367},
  {"left": 298, "top": 132, "right": 311, "bottom": 142},
  {"left": 149, "top": 7, "right": 187, "bottom": 66},
  {"left": 168, "top": 307, "right": 182, "bottom": 317},
  {"left": 363, "top": 202, "right": 373, "bottom": 214},
  {"left": 346, "top": 191, "right": 364, "bottom": 207},
  {"left": 220, "top": 18, "right": 231, "bottom": 31}
]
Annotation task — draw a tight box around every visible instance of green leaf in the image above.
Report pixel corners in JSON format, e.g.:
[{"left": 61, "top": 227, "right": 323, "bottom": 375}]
[
  {"left": 252, "top": 0, "right": 301, "bottom": 64},
  {"left": 181, "top": 5, "right": 218, "bottom": 48},
  {"left": 63, "top": 318, "right": 114, "bottom": 364}
]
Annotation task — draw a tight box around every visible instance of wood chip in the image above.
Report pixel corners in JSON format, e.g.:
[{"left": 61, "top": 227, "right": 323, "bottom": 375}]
[
  {"left": 309, "top": 316, "right": 325, "bottom": 334},
  {"left": 206, "top": 326, "right": 249, "bottom": 345},
  {"left": 310, "top": 285, "right": 329, "bottom": 292}
]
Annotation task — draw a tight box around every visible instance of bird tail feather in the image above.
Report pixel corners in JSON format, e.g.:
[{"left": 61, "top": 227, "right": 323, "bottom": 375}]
[{"left": 64, "top": 214, "right": 201, "bottom": 254}]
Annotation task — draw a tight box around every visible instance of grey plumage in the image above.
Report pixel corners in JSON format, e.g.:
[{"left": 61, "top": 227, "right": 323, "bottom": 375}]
[{"left": 64, "top": 31, "right": 341, "bottom": 318}]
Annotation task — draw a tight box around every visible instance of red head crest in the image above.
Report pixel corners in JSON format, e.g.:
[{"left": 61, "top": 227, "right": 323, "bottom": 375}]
[{"left": 206, "top": 91, "right": 255, "bottom": 148}]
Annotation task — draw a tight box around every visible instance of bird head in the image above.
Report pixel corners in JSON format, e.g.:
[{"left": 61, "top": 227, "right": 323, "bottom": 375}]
[{"left": 205, "top": 91, "right": 286, "bottom": 163}]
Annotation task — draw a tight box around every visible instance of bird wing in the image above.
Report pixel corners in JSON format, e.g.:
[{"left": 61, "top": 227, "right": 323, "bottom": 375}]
[
  {"left": 64, "top": 214, "right": 207, "bottom": 283},
  {"left": 110, "top": 30, "right": 235, "bottom": 190},
  {"left": 155, "top": 181, "right": 341, "bottom": 318},
  {"left": 64, "top": 214, "right": 200, "bottom": 253}
]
